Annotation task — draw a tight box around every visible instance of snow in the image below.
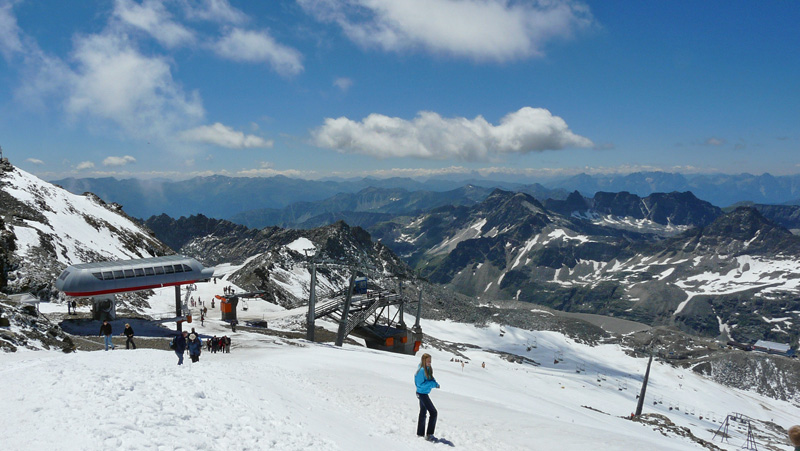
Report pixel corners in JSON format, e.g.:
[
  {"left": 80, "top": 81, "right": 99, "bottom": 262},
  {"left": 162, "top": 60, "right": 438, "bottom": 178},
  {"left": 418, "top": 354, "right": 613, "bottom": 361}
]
[
  {"left": 675, "top": 255, "right": 800, "bottom": 298},
  {"left": 511, "top": 234, "right": 539, "bottom": 269},
  {"left": 542, "top": 229, "right": 593, "bottom": 245},
  {"left": 674, "top": 293, "right": 695, "bottom": 316},
  {"left": 426, "top": 218, "right": 487, "bottom": 256},
  {"left": 592, "top": 215, "right": 691, "bottom": 235},
  {"left": 2, "top": 167, "right": 158, "bottom": 265},
  {"left": 530, "top": 309, "right": 554, "bottom": 315},
  {"left": 286, "top": 237, "right": 315, "bottom": 254},
  {"left": 6, "top": 286, "right": 800, "bottom": 450},
  {"left": 657, "top": 268, "right": 675, "bottom": 280},
  {"left": 4, "top": 166, "right": 800, "bottom": 449},
  {"left": 9, "top": 224, "right": 38, "bottom": 254}
]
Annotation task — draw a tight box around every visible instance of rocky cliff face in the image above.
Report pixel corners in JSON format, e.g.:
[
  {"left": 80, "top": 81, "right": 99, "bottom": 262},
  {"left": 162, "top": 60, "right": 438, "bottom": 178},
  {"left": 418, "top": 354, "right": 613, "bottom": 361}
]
[
  {"left": 751, "top": 204, "right": 800, "bottom": 234},
  {"left": 0, "top": 297, "right": 75, "bottom": 352}
]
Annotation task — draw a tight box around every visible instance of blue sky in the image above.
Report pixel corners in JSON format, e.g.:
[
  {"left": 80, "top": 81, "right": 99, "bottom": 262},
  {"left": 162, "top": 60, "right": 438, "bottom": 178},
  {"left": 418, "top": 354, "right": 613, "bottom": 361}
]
[{"left": 1, "top": 0, "right": 798, "bottom": 181}]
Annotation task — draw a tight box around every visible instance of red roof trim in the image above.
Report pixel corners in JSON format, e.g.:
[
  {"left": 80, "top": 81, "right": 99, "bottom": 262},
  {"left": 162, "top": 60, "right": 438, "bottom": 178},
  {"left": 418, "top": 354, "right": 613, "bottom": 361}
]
[{"left": 63, "top": 280, "right": 197, "bottom": 297}]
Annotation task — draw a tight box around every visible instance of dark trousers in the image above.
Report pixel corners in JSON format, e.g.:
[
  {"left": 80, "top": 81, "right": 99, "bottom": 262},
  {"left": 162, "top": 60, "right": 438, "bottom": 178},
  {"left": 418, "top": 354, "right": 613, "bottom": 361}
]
[
  {"left": 417, "top": 393, "right": 437, "bottom": 437},
  {"left": 126, "top": 336, "right": 136, "bottom": 349}
]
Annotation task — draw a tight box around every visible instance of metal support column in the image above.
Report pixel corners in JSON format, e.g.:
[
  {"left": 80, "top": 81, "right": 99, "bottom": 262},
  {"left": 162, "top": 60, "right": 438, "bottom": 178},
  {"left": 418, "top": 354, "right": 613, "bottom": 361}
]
[
  {"left": 175, "top": 285, "right": 182, "bottom": 332},
  {"left": 306, "top": 261, "right": 317, "bottom": 341},
  {"left": 635, "top": 353, "right": 653, "bottom": 417},
  {"left": 335, "top": 273, "right": 357, "bottom": 347},
  {"left": 414, "top": 289, "right": 423, "bottom": 329}
]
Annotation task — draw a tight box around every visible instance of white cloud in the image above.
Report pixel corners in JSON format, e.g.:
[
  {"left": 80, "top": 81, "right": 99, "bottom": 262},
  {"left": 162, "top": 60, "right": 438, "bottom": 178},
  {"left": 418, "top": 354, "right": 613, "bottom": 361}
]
[
  {"left": 113, "top": 0, "right": 196, "bottom": 48},
  {"left": 213, "top": 28, "right": 304, "bottom": 76},
  {"left": 3, "top": 2, "right": 297, "bottom": 148},
  {"left": 0, "top": 1, "right": 23, "bottom": 59},
  {"left": 25, "top": 158, "right": 44, "bottom": 165},
  {"left": 76, "top": 161, "right": 95, "bottom": 170},
  {"left": 333, "top": 77, "right": 353, "bottom": 91},
  {"left": 4, "top": 3, "right": 203, "bottom": 143},
  {"left": 298, "top": 0, "right": 593, "bottom": 62},
  {"left": 66, "top": 32, "right": 204, "bottom": 139},
  {"left": 328, "top": 164, "right": 719, "bottom": 180},
  {"left": 180, "top": 122, "right": 274, "bottom": 148},
  {"left": 704, "top": 137, "right": 725, "bottom": 146},
  {"left": 103, "top": 155, "right": 137, "bottom": 166},
  {"left": 181, "top": 0, "right": 248, "bottom": 25},
  {"left": 311, "top": 107, "right": 593, "bottom": 161},
  {"left": 237, "top": 167, "right": 316, "bottom": 178}
]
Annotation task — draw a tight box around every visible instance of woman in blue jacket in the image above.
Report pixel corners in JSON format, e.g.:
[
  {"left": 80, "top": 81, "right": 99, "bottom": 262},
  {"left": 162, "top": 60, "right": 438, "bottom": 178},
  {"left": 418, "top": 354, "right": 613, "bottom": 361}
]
[
  {"left": 187, "top": 333, "right": 203, "bottom": 363},
  {"left": 415, "top": 353, "right": 440, "bottom": 441}
]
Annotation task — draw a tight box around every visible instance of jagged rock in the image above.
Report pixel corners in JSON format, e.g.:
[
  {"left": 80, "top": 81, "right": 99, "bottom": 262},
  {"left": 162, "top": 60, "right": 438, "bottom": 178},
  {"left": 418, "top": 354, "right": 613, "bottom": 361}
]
[{"left": 0, "top": 298, "right": 76, "bottom": 353}]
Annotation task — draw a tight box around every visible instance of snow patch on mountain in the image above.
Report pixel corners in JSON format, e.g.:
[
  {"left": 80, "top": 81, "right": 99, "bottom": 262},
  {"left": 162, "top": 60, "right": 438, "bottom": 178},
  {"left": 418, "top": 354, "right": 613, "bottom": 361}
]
[
  {"left": 542, "top": 228, "right": 594, "bottom": 245},
  {"left": 286, "top": 237, "right": 315, "bottom": 254},
  {"left": 427, "top": 217, "right": 488, "bottom": 256},
  {"left": 590, "top": 214, "right": 692, "bottom": 236}
]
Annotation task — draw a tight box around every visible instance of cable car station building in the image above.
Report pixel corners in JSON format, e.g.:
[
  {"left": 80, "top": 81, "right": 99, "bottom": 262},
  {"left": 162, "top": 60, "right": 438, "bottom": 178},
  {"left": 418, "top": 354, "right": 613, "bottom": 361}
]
[{"left": 56, "top": 255, "right": 214, "bottom": 326}]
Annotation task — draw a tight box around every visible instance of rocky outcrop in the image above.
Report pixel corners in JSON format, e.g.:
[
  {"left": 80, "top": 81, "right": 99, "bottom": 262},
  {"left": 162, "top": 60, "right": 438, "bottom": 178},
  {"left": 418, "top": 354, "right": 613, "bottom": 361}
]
[{"left": 0, "top": 298, "right": 75, "bottom": 353}]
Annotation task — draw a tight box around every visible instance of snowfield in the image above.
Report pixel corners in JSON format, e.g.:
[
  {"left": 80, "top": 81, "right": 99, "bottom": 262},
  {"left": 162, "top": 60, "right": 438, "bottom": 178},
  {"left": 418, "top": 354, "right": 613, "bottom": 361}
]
[{"left": 5, "top": 278, "right": 800, "bottom": 451}]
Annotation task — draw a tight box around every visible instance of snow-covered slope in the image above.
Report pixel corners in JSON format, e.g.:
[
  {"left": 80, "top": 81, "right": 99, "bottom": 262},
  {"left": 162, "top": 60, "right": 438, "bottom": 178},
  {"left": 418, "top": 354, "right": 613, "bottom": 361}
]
[
  {"left": 4, "top": 298, "right": 799, "bottom": 450},
  {"left": 0, "top": 162, "right": 171, "bottom": 296},
  {"left": 3, "top": 216, "right": 799, "bottom": 450}
]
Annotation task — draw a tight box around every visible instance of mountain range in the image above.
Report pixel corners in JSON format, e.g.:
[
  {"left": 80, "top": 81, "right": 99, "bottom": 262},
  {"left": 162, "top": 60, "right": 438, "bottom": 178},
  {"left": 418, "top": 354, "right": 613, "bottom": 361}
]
[
  {"left": 6, "top": 159, "right": 800, "bottom": 407},
  {"left": 8, "top": 160, "right": 800, "bottom": 348},
  {"left": 52, "top": 171, "right": 800, "bottom": 221},
  {"left": 365, "top": 189, "right": 800, "bottom": 345}
]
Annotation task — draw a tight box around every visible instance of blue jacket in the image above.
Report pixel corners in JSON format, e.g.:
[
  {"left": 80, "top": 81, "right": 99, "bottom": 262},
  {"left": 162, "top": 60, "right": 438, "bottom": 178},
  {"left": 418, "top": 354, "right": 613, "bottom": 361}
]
[
  {"left": 415, "top": 366, "right": 439, "bottom": 394},
  {"left": 188, "top": 338, "right": 202, "bottom": 356}
]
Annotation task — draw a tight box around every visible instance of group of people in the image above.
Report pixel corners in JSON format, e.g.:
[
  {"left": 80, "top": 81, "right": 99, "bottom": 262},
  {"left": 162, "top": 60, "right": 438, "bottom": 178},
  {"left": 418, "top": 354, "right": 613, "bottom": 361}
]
[
  {"left": 171, "top": 330, "right": 234, "bottom": 364},
  {"left": 97, "top": 321, "right": 137, "bottom": 350},
  {"left": 66, "top": 300, "right": 78, "bottom": 315},
  {"left": 207, "top": 335, "right": 231, "bottom": 353}
]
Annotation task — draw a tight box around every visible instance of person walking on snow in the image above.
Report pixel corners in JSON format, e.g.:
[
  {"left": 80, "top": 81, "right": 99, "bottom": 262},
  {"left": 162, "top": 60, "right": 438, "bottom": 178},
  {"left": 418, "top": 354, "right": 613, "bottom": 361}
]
[
  {"left": 187, "top": 333, "right": 202, "bottom": 363},
  {"left": 415, "top": 353, "right": 440, "bottom": 441},
  {"left": 99, "top": 320, "right": 115, "bottom": 351},
  {"left": 122, "top": 323, "right": 136, "bottom": 349},
  {"left": 174, "top": 331, "right": 188, "bottom": 365}
]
